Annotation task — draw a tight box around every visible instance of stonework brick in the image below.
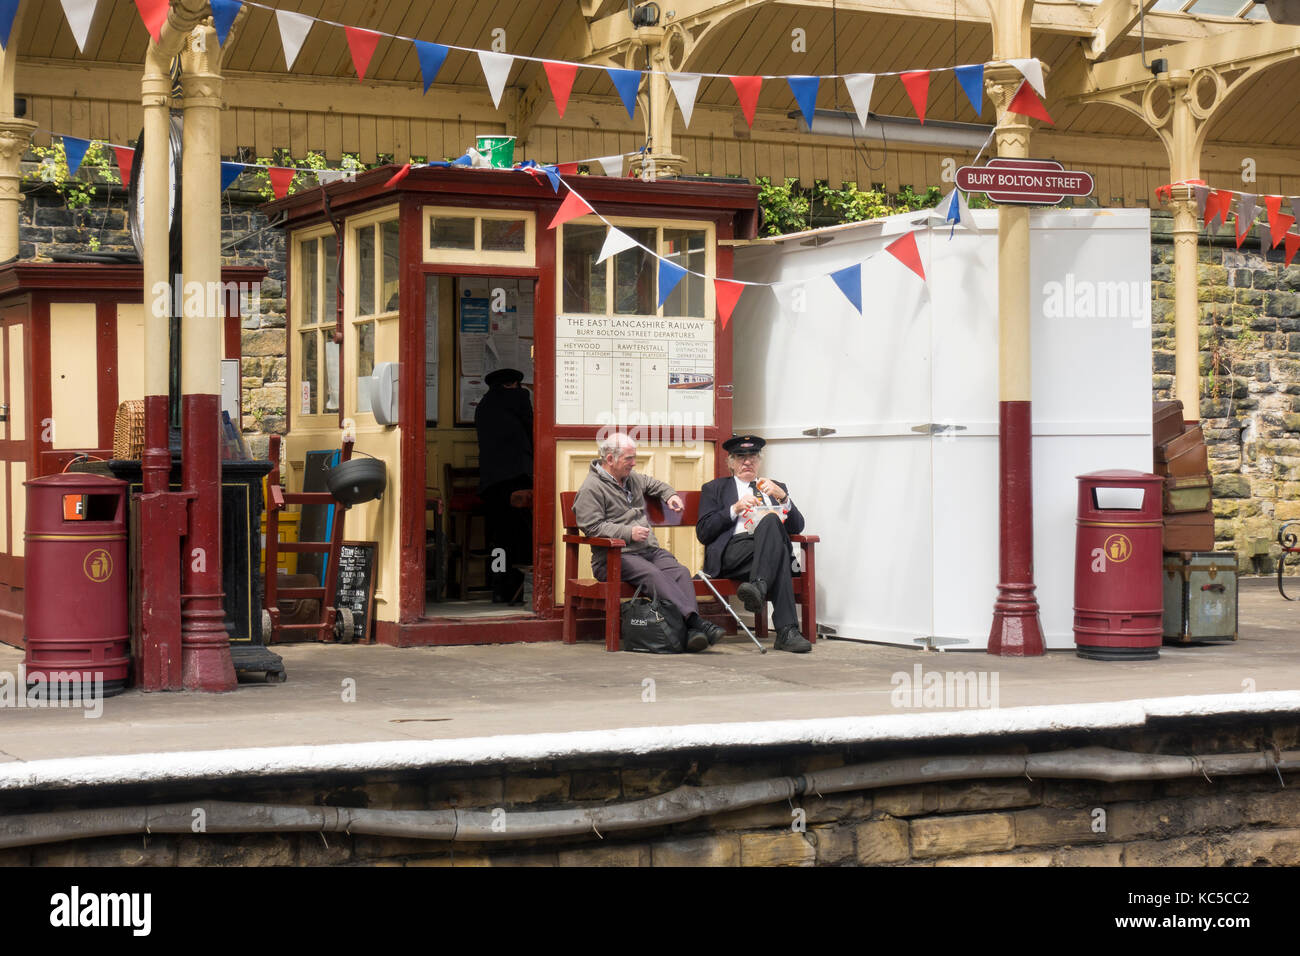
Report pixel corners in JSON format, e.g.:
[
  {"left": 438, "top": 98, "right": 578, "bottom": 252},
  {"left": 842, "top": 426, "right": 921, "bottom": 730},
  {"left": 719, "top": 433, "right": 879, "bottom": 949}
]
[
  {"left": 1122, "top": 837, "right": 1210, "bottom": 867},
  {"left": 1012, "top": 807, "right": 1107, "bottom": 847},
  {"left": 570, "top": 769, "right": 622, "bottom": 802},
  {"left": 911, "top": 813, "right": 1014, "bottom": 859},
  {"left": 557, "top": 844, "right": 650, "bottom": 867},
  {"left": 503, "top": 773, "right": 570, "bottom": 806},
  {"left": 740, "top": 831, "right": 816, "bottom": 867},
  {"left": 855, "top": 818, "right": 910, "bottom": 865},
  {"left": 621, "top": 767, "right": 688, "bottom": 798},
  {"left": 428, "top": 775, "right": 504, "bottom": 809},
  {"left": 1055, "top": 845, "right": 1124, "bottom": 866},
  {"left": 1208, "top": 828, "right": 1300, "bottom": 866},
  {"left": 804, "top": 793, "right": 869, "bottom": 823},
  {"left": 177, "top": 834, "right": 295, "bottom": 867},
  {"left": 811, "top": 825, "right": 856, "bottom": 865},
  {"left": 873, "top": 784, "right": 939, "bottom": 817},
  {"left": 937, "top": 780, "right": 1039, "bottom": 813},
  {"left": 934, "top": 850, "right": 1053, "bottom": 867},
  {"left": 651, "top": 834, "right": 741, "bottom": 866}
]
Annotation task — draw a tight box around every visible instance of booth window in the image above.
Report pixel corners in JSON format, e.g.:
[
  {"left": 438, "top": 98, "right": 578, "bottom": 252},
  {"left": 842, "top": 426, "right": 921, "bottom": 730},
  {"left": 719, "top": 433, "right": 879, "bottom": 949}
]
[
  {"left": 561, "top": 221, "right": 710, "bottom": 318},
  {"left": 350, "top": 212, "right": 401, "bottom": 415},
  {"left": 422, "top": 207, "right": 535, "bottom": 266},
  {"left": 294, "top": 230, "right": 339, "bottom": 418}
]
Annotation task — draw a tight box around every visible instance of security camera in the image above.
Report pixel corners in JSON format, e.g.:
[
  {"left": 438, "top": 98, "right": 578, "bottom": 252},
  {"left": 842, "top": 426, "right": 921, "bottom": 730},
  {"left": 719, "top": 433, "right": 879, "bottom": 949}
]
[{"left": 629, "top": 2, "right": 661, "bottom": 28}]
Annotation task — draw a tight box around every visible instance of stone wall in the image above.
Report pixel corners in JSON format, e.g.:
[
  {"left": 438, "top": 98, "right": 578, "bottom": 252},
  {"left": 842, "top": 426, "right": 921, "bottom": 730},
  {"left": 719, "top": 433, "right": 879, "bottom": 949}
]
[
  {"left": 1150, "top": 214, "right": 1300, "bottom": 572},
  {"left": 18, "top": 172, "right": 287, "bottom": 460},
  {"left": 1, "top": 717, "right": 1296, "bottom": 866}
]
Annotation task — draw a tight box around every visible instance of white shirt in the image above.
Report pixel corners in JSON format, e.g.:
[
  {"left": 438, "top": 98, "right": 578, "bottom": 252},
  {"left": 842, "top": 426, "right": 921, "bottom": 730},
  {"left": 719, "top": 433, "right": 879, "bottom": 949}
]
[{"left": 731, "top": 476, "right": 766, "bottom": 535}]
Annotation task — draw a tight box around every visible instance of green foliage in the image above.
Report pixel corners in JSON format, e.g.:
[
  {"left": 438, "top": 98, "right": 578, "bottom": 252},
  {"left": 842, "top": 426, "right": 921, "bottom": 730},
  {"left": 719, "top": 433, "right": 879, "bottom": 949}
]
[
  {"left": 26, "top": 141, "right": 119, "bottom": 209},
  {"left": 757, "top": 179, "right": 945, "bottom": 237},
  {"left": 245, "top": 150, "right": 369, "bottom": 200}
]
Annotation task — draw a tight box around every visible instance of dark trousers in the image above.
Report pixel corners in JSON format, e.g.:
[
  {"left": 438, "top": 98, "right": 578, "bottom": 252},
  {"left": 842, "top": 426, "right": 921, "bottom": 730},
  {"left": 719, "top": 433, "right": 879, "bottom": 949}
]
[
  {"left": 596, "top": 547, "right": 699, "bottom": 621},
  {"left": 483, "top": 475, "right": 531, "bottom": 598},
  {"left": 721, "top": 512, "right": 798, "bottom": 631}
]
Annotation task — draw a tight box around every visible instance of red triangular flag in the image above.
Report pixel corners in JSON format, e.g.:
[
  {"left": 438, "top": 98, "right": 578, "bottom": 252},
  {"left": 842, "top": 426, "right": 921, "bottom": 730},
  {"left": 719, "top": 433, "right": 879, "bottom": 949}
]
[
  {"left": 1265, "top": 195, "right": 1283, "bottom": 222},
  {"left": 557, "top": 162, "right": 579, "bottom": 175},
  {"left": 345, "top": 27, "right": 382, "bottom": 81},
  {"left": 900, "top": 71, "right": 930, "bottom": 125},
  {"left": 1234, "top": 211, "right": 1252, "bottom": 248},
  {"left": 1205, "top": 190, "right": 1232, "bottom": 230},
  {"left": 384, "top": 163, "right": 412, "bottom": 188},
  {"left": 1271, "top": 213, "right": 1296, "bottom": 249},
  {"left": 544, "top": 61, "right": 578, "bottom": 119},
  {"left": 885, "top": 231, "right": 925, "bottom": 281},
  {"left": 547, "top": 190, "right": 594, "bottom": 230},
  {"left": 268, "top": 167, "right": 295, "bottom": 200},
  {"left": 133, "top": 0, "right": 169, "bottom": 43},
  {"left": 730, "top": 75, "right": 763, "bottom": 128},
  {"left": 715, "top": 279, "right": 744, "bottom": 329},
  {"left": 1006, "top": 81, "right": 1053, "bottom": 125},
  {"left": 113, "top": 146, "right": 135, "bottom": 188},
  {"left": 1286, "top": 232, "right": 1300, "bottom": 267}
]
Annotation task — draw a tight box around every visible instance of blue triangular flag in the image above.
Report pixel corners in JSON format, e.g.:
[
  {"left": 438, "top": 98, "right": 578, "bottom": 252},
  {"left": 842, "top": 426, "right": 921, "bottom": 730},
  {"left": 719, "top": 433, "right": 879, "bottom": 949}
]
[
  {"left": 954, "top": 64, "right": 984, "bottom": 115},
  {"left": 542, "top": 165, "right": 561, "bottom": 193},
  {"left": 944, "top": 190, "right": 961, "bottom": 224},
  {"left": 657, "top": 259, "right": 687, "bottom": 308},
  {"left": 608, "top": 68, "right": 642, "bottom": 119},
  {"left": 211, "top": 0, "right": 242, "bottom": 46},
  {"left": 220, "top": 162, "right": 244, "bottom": 192},
  {"left": 63, "top": 136, "right": 91, "bottom": 178},
  {"left": 414, "top": 40, "right": 449, "bottom": 94},
  {"left": 786, "top": 76, "right": 821, "bottom": 130},
  {"left": 829, "top": 263, "right": 862, "bottom": 314},
  {"left": 0, "top": 0, "right": 18, "bottom": 50}
]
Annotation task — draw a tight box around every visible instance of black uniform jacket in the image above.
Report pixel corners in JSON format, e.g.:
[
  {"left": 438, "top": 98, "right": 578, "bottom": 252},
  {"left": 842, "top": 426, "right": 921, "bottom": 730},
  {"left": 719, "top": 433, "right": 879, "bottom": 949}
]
[{"left": 696, "top": 476, "right": 804, "bottom": 578}]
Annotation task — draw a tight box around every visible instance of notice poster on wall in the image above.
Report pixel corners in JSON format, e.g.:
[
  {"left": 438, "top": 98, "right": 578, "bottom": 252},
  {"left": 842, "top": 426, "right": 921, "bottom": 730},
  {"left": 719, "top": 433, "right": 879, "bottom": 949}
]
[
  {"left": 456, "top": 278, "right": 536, "bottom": 424},
  {"left": 555, "top": 315, "right": 714, "bottom": 426}
]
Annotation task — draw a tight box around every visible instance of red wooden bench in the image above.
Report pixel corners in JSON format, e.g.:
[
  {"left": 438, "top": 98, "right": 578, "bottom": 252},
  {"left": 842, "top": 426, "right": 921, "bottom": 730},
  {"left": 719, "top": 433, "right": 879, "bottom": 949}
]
[{"left": 560, "top": 490, "right": 819, "bottom": 651}]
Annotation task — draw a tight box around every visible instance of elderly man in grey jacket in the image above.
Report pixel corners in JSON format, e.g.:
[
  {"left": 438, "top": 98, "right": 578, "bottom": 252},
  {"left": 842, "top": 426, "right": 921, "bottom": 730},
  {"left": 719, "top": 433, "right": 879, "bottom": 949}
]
[{"left": 574, "top": 432, "right": 724, "bottom": 652}]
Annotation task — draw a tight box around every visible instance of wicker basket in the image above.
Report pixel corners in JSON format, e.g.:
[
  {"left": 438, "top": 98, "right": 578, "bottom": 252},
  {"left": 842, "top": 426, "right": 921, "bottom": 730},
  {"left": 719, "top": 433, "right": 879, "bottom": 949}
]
[{"left": 113, "top": 400, "right": 146, "bottom": 460}]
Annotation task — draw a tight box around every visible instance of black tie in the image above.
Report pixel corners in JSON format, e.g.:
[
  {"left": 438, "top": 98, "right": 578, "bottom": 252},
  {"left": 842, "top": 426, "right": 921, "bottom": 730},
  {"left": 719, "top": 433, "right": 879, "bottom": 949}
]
[{"left": 749, "top": 481, "right": 762, "bottom": 504}]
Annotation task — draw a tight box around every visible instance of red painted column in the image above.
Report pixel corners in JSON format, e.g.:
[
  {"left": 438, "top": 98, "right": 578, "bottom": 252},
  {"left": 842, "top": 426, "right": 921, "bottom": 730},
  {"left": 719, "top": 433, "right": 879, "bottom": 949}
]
[{"left": 987, "top": 400, "right": 1044, "bottom": 655}]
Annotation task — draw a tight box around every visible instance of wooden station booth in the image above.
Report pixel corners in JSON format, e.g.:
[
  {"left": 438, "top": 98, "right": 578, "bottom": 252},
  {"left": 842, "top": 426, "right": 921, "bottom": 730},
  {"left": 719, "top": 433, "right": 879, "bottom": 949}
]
[
  {"left": 267, "top": 166, "right": 759, "bottom": 645},
  {"left": 0, "top": 261, "right": 264, "bottom": 648}
]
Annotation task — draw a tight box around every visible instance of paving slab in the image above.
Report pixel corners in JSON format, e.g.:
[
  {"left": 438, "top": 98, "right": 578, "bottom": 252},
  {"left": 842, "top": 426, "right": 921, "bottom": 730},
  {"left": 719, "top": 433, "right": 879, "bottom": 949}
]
[{"left": 0, "top": 581, "right": 1297, "bottom": 775}]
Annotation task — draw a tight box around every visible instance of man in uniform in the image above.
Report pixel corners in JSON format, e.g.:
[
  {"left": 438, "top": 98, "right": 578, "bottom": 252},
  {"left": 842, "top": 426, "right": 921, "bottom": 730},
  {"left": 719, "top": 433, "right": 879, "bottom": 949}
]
[
  {"left": 574, "top": 432, "right": 724, "bottom": 652},
  {"left": 697, "top": 435, "right": 812, "bottom": 653},
  {"left": 474, "top": 367, "right": 532, "bottom": 604}
]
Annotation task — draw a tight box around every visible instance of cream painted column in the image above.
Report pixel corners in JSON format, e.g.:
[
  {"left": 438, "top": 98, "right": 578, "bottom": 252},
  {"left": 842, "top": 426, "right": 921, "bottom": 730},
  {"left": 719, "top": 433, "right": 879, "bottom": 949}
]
[
  {"left": 178, "top": 23, "right": 236, "bottom": 692},
  {"left": 628, "top": 28, "right": 685, "bottom": 181},
  {"left": 983, "top": 4, "right": 1046, "bottom": 655},
  {"left": 0, "top": 2, "right": 34, "bottom": 261},
  {"left": 1159, "top": 72, "right": 1201, "bottom": 422}
]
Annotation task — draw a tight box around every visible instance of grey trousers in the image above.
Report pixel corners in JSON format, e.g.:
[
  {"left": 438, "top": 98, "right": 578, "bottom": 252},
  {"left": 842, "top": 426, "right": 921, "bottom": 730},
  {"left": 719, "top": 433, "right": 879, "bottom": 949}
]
[{"left": 596, "top": 547, "right": 699, "bottom": 620}]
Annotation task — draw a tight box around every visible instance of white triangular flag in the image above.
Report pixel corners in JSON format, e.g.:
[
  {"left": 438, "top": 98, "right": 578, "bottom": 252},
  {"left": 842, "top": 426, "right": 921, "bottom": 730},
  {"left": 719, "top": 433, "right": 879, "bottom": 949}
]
[
  {"left": 276, "top": 10, "right": 313, "bottom": 71},
  {"left": 1007, "top": 58, "right": 1045, "bottom": 98},
  {"left": 932, "top": 188, "right": 978, "bottom": 232},
  {"left": 596, "top": 227, "right": 639, "bottom": 264},
  {"left": 60, "top": 0, "right": 98, "bottom": 53},
  {"left": 596, "top": 154, "right": 624, "bottom": 177},
  {"left": 843, "top": 74, "right": 876, "bottom": 131},
  {"left": 316, "top": 170, "right": 350, "bottom": 186},
  {"left": 668, "top": 73, "right": 702, "bottom": 128},
  {"left": 478, "top": 51, "right": 514, "bottom": 109}
]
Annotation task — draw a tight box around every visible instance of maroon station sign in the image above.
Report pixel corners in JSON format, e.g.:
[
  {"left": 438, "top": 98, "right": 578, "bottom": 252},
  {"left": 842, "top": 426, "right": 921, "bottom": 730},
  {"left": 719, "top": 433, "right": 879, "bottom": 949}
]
[{"left": 956, "top": 158, "right": 1094, "bottom": 205}]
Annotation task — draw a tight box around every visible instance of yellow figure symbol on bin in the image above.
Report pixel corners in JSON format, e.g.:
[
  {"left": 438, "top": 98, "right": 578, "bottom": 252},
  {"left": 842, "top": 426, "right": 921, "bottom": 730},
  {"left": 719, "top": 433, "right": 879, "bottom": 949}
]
[
  {"left": 1103, "top": 534, "right": 1132, "bottom": 564},
  {"left": 84, "top": 549, "right": 113, "bottom": 583}
]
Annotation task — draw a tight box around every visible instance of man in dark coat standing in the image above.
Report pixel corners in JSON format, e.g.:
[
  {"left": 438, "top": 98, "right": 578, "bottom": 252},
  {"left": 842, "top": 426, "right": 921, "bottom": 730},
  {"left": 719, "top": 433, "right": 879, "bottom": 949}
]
[
  {"left": 697, "top": 435, "right": 811, "bottom": 652},
  {"left": 475, "top": 368, "right": 532, "bottom": 603}
]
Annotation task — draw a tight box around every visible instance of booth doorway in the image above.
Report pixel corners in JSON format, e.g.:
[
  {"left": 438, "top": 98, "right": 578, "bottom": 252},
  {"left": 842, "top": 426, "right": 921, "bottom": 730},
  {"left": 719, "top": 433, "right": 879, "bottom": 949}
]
[{"left": 422, "top": 272, "right": 537, "bottom": 620}]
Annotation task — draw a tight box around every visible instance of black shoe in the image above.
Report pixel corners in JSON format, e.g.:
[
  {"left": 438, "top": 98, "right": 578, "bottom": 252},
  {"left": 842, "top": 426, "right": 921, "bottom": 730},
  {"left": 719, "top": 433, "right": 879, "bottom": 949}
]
[
  {"left": 774, "top": 625, "right": 812, "bottom": 654},
  {"left": 736, "top": 579, "right": 766, "bottom": 614},
  {"left": 685, "top": 630, "right": 709, "bottom": 652},
  {"left": 697, "top": 619, "right": 725, "bottom": 646}
]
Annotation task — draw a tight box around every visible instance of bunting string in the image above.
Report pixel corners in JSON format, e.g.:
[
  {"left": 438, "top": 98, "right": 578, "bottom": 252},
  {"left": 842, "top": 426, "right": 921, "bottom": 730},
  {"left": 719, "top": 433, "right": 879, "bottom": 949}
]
[
  {"left": 15, "top": 0, "right": 1049, "bottom": 131},
  {"left": 1156, "top": 179, "right": 1300, "bottom": 265}
]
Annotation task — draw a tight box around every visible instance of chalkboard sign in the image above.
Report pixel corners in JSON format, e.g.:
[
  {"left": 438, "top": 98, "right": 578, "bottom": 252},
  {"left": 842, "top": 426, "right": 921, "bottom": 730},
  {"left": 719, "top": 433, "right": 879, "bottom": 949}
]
[{"left": 333, "top": 541, "right": 377, "bottom": 643}]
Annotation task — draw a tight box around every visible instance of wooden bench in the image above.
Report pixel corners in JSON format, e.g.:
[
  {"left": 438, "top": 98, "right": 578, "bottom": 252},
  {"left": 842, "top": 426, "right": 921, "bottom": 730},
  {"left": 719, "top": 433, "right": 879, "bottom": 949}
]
[{"left": 560, "top": 490, "right": 819, "bottom": 651}]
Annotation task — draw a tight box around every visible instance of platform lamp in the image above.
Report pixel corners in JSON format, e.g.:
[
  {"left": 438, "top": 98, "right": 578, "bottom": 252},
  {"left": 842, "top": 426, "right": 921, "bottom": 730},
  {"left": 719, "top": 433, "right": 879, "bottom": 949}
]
[{"left": 789, "top": 110, "right": 994, "bottom": 151}]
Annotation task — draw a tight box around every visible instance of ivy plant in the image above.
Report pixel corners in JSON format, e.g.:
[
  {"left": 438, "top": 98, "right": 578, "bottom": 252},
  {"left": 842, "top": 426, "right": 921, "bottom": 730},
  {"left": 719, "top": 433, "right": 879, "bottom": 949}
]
[{"left": 26, "top": 140, "right": 119, "bottom": 209}]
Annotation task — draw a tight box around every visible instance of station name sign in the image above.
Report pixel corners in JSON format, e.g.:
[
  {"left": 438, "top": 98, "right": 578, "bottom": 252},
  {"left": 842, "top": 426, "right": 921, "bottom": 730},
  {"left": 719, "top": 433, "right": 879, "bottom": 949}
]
[{"left": 956, "top": 158, "right": 1094, "bottom": 205}]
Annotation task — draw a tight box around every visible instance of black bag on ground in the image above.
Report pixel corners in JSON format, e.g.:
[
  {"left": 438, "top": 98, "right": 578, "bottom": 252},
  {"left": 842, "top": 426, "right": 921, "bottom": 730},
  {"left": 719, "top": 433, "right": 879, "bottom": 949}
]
[{"left": 620, "top": 585, "right": 686, "bottom": 654}]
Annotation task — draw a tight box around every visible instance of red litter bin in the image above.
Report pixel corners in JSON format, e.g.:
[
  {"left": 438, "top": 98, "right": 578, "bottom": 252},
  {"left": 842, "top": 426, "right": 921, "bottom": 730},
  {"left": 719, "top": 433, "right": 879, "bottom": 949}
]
[
  {"left": 1074, "top": 470, "right": 1164, "bottom": 661},
  {"left": 23, "top": 473, "right": 129, "bottom": 698}
]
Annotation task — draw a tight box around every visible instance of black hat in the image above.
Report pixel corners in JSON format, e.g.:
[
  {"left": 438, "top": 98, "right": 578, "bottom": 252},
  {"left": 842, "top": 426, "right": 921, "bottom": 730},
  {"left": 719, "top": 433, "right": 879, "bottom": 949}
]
[
  {"left": 723, "top": 434, "right": 765, "bottom": 454},
  {"left": 485, "top": 368, "right": 524, "bottom": 388}
]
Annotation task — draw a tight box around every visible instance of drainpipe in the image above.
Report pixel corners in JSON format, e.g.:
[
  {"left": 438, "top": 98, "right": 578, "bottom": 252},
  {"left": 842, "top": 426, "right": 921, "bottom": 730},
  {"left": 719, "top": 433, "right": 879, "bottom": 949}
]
[
  {"left": 178, "top": 22, "right": 235, "bottom": 692},
  {"left": 983, "top": 0, "right": 1045, "bottom": 656}
]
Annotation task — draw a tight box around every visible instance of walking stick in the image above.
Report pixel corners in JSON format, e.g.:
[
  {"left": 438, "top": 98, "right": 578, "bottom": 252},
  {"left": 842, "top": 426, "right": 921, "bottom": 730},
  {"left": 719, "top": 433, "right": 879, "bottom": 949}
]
[{"left": 696, "top": 571, "right": 766, "bottom": 654}]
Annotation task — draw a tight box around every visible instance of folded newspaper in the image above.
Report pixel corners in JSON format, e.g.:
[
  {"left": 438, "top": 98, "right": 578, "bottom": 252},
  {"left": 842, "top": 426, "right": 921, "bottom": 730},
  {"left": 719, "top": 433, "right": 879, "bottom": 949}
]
[{"left": 741, "top": 502, "right": 789, "bottom": 534}]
